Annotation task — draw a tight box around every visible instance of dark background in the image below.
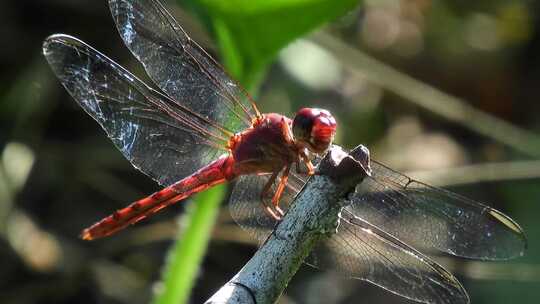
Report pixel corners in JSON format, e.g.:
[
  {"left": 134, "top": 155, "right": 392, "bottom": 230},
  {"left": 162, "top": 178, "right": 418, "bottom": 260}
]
[{"left": 1, "top": 0, "right": 539, "bottom": 303}]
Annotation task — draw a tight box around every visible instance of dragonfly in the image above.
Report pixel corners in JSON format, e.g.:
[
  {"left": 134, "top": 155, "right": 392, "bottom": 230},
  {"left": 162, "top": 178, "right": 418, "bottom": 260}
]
[{"left": 43, "top": 1, "right": 526, "bottom": 303}]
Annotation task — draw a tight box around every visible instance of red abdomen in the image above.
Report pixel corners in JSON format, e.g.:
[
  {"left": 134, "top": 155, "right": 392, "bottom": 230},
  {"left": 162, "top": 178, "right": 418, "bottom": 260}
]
[{"left": 81, "top": 154, "right": 236, "bottom": 240}]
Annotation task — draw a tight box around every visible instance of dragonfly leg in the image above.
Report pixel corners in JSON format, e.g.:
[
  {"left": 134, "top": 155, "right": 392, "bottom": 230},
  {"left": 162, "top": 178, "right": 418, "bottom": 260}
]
[
  {"left": 260, "top": 170, "right": 282, "bottom": 220},
  {"left": 282, "top": 116, "right": 315, "bottom": 176},
  {"left": 281, "top": 117, "right": 295, "bottom": 145},
  {"left": 271, "top": 164, "right": 291, "bottom": 216},
  {"left": 300, "top": 152, "right": 315, "bottom": 175},
  {"left": 264, "top": 205, "right": 281, "bottom": 221}
]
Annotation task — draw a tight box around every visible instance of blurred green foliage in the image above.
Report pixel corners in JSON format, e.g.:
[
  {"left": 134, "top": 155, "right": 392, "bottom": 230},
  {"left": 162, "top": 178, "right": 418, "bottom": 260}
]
[
  {"left": 187, "top": 0, "right": 359, "bottom": 88},
  {"left": 0, "top": 0, "right": 539, "bottom": 304}
]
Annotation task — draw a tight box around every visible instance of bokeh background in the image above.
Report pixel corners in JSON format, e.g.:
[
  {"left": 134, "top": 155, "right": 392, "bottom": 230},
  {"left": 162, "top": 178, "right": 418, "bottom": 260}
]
[{"left": 1, "top": 0, "right": 540, "bottom": 303}]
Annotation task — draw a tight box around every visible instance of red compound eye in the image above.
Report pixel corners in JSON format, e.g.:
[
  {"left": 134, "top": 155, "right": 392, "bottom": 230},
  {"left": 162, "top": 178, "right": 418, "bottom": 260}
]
[{"left": 292, "top": 108, "right": 337, "bottom": 153}]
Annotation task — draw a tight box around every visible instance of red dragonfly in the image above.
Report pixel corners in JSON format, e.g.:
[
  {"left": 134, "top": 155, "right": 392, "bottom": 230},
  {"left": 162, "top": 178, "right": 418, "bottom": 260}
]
[{"left": 43, "top": 1, "right": 526, "bottom": 303}]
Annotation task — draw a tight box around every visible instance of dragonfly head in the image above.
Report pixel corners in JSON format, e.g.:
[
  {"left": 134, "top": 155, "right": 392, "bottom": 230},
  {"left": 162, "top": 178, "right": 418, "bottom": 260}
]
[{"left": 292, "top": 108, "right": 337, "bottom": 154}]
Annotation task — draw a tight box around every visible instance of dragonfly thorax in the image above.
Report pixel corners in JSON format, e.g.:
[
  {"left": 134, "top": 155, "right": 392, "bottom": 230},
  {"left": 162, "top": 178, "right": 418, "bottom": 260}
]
[{"left": 228, "top": 113, "right": 298, "bottom": 175}]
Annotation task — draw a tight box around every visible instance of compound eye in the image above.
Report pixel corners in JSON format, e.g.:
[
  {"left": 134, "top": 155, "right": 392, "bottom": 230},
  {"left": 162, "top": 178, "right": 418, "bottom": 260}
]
[{"left": 292, "top": 108, "right": 337, "bottom": 153}]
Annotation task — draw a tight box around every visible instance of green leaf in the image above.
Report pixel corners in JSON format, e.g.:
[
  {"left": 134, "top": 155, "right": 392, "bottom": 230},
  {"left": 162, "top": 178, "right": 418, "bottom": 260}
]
[
  {"left": 152, "top": 185, "right": 225, "bottom": 304},
  {"left": 190, "top": 0, "right": 361, "bottom": 88}
]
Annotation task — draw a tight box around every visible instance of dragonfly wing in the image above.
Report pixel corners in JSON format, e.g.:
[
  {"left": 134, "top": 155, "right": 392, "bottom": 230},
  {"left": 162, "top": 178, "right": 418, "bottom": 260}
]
[
  {"left": 230, "top": 163, "right": 470, "bottom": 303},
  {"left": 43, "top": 34, "right": 227, "bottom": 186},
  {"left": 229, "top": 174, "right": 277, "bottom": 243},
  {"left": 348, "top": 160, "right": 527, "bottom": 260},
  {"left": 109, "top": 0, "right": 256, "bottom": 133},
  {"left": 229, "top": 172, "right": 307, "bottom": 243},
  {"left": 307, "top": 209, "right": 469, "bottom": 304}
]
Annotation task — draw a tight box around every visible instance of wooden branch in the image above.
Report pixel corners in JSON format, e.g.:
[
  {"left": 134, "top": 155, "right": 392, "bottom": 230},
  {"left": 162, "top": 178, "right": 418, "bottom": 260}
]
[{"left": 205, "top": 145, "right": 371, "bottom": 304}]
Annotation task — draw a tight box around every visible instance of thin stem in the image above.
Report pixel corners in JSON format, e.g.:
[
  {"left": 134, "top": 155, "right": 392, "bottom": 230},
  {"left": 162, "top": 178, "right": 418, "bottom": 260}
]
[
  {"left": 152, "top": 185, "right": 225, "bottom": 304},
  {"left": 311, "top": 31, "right": 540, "bottom": 158},
  {"left": 406, "top": 160, "right": 540, "bottom": 187}
]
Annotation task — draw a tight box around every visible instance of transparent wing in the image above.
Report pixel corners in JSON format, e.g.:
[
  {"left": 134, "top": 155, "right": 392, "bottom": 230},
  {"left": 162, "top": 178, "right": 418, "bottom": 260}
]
[
  {"left": 229, "top": 174, "right": 276, "bottom": 242},
  {"left": 306, "top": 210, "right": 469, "bottom": 304},
  {"left": 230, "top": 172, "right": 470, "bottom": 304},
  {"left": 43, "top": 34, "right": 229, "bottom": 186},
  {"left": 109, "top": 0, "right": 257, "bottom": 134},
  {"left": 349, "top": 160, "right": 527, "bottom": 260},
  {"left": 229, "top": 172, "right": 306, "bottom": 243},
  {"left": 230, "top": 157, "right": 525, "bottom": 302}
]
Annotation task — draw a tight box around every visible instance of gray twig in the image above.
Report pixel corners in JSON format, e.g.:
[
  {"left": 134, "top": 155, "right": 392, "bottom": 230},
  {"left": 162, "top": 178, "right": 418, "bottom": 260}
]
[{"left": 205, "top": 145, "right": 371, "bottom": 304}]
